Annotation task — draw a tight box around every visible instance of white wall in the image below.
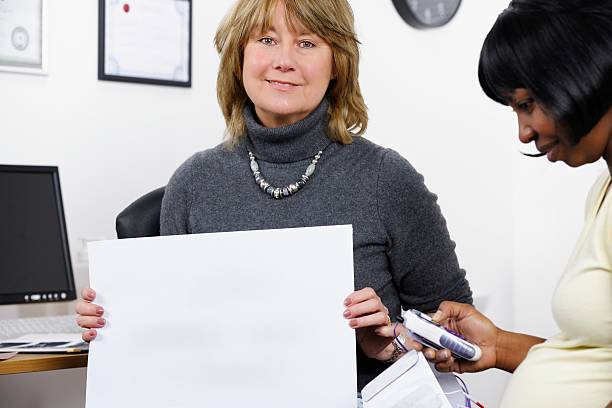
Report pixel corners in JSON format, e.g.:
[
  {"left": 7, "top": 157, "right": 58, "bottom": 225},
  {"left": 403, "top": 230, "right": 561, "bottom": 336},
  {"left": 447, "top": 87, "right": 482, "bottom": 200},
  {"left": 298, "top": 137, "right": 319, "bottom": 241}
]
[{"left": 1, "top": 1, "right": 606, "bottom": 407}]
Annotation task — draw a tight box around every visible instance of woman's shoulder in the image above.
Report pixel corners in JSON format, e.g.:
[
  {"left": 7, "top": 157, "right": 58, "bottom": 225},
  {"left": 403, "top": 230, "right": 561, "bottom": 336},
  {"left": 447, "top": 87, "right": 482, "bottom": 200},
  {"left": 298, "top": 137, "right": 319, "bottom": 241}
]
[
  {"left": 186, "top": 142, "right": 240, "bottom": 165},
  {"left": 343, "top": 137, "right": 416, "bottom": 171},
  {"left": 340, "top": 138, "right": 427, "bottom": 200},
  {"left": 175, "top": 142, "right": 240, "bottom": 172},
  {"left": 345, "top": 135, "right": 389, "bottom": 155},
  {"left": 167, "top": 142, "right": 241, "bottom": 187},
  {"left": 584, "top": 170, "right": 612, "bottom": 217},
  {"left": 355, "top": 138, "right": 421, "bottom": 179}
]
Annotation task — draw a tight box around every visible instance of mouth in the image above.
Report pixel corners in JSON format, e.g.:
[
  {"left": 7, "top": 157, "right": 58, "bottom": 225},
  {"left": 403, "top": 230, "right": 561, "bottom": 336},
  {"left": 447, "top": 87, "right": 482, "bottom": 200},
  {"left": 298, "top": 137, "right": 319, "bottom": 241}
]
[
  {"left": 266, "top": 79, "right": 300, "bottom": 89},
  {"left": 537, "top": 141, "right": 560, "bottom": 161},
  {"left": 522, "top": 141, "right": 559, "bottom": 158},
  {"left": 537, "top": 141, "right": 558, "bottom": 154}
]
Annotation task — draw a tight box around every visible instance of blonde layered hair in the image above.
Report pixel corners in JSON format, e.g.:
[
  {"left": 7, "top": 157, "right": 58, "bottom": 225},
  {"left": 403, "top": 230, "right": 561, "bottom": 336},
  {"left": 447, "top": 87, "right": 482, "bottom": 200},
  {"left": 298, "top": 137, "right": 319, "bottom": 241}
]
[{"left": 214, "top": 0, "right": 368, "bottom": 145}]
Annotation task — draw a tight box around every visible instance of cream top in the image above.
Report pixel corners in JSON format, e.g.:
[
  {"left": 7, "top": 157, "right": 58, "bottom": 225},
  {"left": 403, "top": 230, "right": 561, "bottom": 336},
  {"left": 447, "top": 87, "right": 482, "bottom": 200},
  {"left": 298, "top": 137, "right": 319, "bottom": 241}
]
[{"left": 500, "top": 172, "right": 612, "bottom": 408}]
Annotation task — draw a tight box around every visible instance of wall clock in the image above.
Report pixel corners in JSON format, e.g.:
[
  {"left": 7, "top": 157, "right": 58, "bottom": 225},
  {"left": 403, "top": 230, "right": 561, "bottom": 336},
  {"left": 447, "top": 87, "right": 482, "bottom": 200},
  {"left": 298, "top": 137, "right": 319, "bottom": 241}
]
[{"left": 392, "top": 0, "right": 462, "bottom": 28}]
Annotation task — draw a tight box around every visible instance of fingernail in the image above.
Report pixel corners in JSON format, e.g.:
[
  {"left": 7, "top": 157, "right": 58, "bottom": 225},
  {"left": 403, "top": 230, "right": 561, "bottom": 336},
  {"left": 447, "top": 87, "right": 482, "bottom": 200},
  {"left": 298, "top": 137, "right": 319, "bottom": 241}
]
[
  {"left": 349, "top": 319, "right": 358, "bottom": 328},
  {"left": 343, "top": 309, "right": 351, "bottom": 318},
  {"left": 96, "top": 307, "right": 104, "bottom": 316},
  {"left": 87, "top": 289, "right": 95, "bottom": 298},
  {"left": 344, "top": 298, "right": 351, "bottom": 306},
  {"left": 432, "top": 311, "right": 442, "bottom": 321},
  {"left": 98, "top": 318, "right": 106, "bottom": 326},
  {"left": 90, "top": 330, "right": 97, "bottom": 338}
]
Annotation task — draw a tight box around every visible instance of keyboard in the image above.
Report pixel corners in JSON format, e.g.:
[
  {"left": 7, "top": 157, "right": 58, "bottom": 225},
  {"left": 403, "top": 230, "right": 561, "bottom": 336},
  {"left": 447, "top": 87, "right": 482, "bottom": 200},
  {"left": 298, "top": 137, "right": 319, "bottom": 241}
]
[{"left": 0, "top": 315, "right": 82, "bottom": 341}]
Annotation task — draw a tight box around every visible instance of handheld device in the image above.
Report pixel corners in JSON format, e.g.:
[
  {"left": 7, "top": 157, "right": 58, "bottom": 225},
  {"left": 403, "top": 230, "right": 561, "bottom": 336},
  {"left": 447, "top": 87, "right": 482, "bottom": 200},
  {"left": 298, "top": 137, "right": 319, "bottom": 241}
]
[{"left": 402, "top": 309, "right": 482, "bottom": 362}]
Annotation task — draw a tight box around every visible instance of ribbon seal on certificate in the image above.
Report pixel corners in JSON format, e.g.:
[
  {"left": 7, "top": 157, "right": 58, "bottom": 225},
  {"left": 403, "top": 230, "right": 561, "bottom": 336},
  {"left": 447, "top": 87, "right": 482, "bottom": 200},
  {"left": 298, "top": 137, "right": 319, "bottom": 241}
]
[{"left": 11, "top": 26, "right": 29, "bottom": 51}]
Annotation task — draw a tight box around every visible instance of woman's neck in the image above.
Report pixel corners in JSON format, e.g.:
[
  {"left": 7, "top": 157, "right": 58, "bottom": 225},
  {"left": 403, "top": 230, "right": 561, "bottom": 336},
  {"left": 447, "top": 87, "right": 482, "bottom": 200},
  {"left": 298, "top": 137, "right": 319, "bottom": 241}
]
[
  {"left": 243, "top": 99, "right": 332, "bottom": 164},
  {"left": 254, "top": 107, "right": 309, "bottom": 128},
  {"left": 604, "top": 109, "right": 612, "bottom": 176}
]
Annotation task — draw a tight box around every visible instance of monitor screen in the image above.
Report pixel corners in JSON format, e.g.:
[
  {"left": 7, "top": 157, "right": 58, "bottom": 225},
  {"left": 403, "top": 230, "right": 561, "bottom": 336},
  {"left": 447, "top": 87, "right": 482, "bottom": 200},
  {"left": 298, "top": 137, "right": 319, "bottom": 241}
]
[{"left": 0, "top": 165, "right": 76, "bottom": 305}]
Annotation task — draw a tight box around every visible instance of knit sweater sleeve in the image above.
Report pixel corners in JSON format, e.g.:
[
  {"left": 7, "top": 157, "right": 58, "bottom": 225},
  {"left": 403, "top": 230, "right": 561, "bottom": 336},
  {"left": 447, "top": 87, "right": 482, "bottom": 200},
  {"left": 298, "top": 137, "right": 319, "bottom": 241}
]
[
  {"left": 376, "top": 149, "right": 472, "bottom": 312},
  {"left": 160, "top": 154, "right": 197, "bottom": 236}
]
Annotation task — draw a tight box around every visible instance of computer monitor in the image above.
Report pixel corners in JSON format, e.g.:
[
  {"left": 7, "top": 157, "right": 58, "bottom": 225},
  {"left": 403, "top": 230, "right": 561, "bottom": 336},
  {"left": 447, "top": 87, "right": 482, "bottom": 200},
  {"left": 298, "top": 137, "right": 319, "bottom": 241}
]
[{"left": 0, "top": 165, "right": 76, "bottom": 305}]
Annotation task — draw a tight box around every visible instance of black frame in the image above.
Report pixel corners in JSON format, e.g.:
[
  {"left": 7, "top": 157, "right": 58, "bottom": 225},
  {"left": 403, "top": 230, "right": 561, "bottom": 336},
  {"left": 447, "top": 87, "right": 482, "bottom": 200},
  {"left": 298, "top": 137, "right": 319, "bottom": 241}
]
[
  {"left": 392, "top": 0, "right": 462, "bottom": 29},
  {"left": 98, "top": 0, "right": 192, "bottom": 87},
  {"left": 0, "top": 165, "right": 76, "bottom": 305}
]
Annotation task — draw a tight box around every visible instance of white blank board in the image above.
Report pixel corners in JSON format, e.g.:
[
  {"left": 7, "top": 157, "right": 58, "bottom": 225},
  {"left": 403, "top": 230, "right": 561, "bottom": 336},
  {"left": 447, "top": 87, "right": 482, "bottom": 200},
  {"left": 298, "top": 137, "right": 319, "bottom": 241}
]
[{"left": 85, "top": 225, "right": 357, "bottom": 408}]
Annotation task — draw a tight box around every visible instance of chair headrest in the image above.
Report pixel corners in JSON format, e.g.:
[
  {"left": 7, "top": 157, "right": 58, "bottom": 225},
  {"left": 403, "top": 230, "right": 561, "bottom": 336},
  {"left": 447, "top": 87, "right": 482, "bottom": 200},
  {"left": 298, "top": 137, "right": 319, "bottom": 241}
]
[{"left": 115, "top": 186, "right": 166, "bottom": 239}]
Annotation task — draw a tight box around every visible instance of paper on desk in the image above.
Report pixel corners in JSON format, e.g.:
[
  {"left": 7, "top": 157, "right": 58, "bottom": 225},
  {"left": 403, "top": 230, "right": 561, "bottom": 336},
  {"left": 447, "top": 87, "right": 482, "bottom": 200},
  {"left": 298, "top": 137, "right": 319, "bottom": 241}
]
[
  {"left": 0, "top": 334, "right": 87, "bottom": 353},
  {"left": 0, "top": 352, "right": 17, "bottom": 360},
  {"left": 85, "top": 225, "right": 356, "bottom": 408}
]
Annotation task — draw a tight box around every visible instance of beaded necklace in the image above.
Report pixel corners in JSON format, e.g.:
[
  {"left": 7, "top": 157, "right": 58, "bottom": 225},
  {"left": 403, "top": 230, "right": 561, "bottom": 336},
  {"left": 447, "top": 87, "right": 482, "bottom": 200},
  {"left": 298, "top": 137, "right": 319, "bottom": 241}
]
[{"left": 248, "top": 150, "right": 323, "bottom": 199}]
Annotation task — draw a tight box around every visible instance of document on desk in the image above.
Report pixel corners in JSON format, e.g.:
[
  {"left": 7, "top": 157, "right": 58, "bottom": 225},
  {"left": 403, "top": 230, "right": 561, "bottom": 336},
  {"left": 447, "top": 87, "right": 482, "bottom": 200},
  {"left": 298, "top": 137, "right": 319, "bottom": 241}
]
[{"left": 85, "top": 225, "right": 356, "bottom": 408}]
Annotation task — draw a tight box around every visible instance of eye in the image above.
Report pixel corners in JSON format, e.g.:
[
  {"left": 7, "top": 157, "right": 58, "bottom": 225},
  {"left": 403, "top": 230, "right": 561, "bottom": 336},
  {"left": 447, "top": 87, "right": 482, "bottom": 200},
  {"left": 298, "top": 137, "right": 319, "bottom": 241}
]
[
  {"left": 298, "top": 40, "right": 315, "bottom": 49},
  {"left": 517, "top": 98, "right": 534, "bottom": 113},
  {"left": 259, "top": 37, "right": 276, "bottom": 46}
]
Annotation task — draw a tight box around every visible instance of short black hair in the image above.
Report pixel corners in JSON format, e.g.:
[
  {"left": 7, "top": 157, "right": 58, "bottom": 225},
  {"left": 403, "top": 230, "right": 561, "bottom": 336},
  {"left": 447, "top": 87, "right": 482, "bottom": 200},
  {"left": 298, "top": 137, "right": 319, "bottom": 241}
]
[{"left": 478, "top": 0, "right": 612, "bottom": 144}]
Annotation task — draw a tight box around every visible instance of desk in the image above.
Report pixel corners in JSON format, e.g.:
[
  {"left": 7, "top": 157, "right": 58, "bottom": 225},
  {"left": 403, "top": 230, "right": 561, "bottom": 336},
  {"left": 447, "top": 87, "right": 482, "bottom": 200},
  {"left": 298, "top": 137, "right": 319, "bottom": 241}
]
[{"left": 0, "top": 353, "right": 87, "bottom": 375}]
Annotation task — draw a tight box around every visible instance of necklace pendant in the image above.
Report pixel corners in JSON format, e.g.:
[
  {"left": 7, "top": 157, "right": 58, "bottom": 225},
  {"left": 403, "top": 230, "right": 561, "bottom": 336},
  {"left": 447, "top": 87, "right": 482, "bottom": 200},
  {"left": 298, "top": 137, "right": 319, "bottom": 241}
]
[{"left": 305, "top": 163, "right": 316, "bottom": 177}]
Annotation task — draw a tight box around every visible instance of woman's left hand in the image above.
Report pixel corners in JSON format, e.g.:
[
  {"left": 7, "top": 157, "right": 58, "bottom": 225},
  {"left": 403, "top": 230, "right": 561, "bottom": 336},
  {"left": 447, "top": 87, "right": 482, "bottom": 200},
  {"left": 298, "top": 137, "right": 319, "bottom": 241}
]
[{"left": 344, "top": 287, "right": 419, "bottom": 361}]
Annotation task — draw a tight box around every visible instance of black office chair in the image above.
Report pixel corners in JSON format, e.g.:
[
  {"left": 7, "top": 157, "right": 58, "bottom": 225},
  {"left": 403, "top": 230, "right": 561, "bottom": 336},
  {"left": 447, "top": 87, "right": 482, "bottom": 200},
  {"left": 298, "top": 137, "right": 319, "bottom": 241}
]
[{"left": 115, "top": 187, "right": 166, "bottom": 239}]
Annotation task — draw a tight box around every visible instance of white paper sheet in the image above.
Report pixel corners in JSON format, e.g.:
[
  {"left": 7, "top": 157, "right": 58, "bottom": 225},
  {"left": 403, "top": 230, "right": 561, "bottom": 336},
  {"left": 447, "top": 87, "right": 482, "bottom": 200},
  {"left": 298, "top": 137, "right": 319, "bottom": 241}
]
[
  {"left": 104, "top": 0, "right": 190, "bottom": 81},
  {"left": 361, "top": 351, "right": 454, "bottom": 408},
  {"left": 85, "top": 225, "right": 356, "bottom": 408}
]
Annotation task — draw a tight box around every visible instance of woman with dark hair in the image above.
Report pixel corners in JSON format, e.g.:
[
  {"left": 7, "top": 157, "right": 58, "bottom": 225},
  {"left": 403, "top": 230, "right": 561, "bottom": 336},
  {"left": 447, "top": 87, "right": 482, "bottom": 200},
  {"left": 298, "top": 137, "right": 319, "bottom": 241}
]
[{"left": 420, "top": 0, "right": 612, "bottom": 406}]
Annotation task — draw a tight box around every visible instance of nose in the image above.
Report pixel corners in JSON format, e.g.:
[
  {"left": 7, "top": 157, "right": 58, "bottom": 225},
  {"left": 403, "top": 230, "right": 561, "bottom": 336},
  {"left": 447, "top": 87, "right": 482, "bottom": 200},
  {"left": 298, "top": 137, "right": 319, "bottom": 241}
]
[
  {"left": 273, "top": 43, "right": 296, "bottom": 73},
  {"left": 517, "top": 116, "right": 536, "bottom": 144}
]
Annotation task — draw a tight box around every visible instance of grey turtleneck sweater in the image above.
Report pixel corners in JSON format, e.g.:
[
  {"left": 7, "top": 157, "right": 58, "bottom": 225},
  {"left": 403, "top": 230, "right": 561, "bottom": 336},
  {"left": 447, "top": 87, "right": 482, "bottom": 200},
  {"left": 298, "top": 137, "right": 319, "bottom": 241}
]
[{"left": 160, "top": 100, "right": 472, "bottom": 390}]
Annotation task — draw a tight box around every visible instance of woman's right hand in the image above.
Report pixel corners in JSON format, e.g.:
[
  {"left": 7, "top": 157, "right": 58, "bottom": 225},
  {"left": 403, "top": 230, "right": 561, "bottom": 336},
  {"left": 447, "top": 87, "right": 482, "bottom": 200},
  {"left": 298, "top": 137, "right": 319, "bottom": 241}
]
[
  {"left": 423, "top": 301, "right": 498, "bottom": 373},
  {"left": 75, "top": 287, "right": 105, "bottom": 342}
]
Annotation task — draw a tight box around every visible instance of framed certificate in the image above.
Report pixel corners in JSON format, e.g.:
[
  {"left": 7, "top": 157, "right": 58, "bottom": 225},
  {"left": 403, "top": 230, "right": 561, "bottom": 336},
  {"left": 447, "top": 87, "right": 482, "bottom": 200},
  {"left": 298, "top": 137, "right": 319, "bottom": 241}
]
[
  {"left": 0, "top": 0, "right": 47, "bottom": 75},
  {"left": 98, "top": 0, "right": 192, "bottom": 87}
]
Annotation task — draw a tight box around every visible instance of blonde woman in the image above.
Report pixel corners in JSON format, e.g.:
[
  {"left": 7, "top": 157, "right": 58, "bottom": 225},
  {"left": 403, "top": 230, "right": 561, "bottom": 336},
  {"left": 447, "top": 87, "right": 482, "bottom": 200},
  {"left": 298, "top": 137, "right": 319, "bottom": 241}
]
[{"left": 77, "top": 0, "right": 472, "bottom": 392}]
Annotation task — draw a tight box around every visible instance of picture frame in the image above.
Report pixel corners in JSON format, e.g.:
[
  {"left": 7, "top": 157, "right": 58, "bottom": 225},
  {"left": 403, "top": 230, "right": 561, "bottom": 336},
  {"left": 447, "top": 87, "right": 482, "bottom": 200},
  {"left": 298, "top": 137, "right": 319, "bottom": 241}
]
[
  {"left": 0, "top": 0, "right": 48, "bottom": 75},
  {"left": 98, "top": 0, "right": 192, "bottom": 87}
]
